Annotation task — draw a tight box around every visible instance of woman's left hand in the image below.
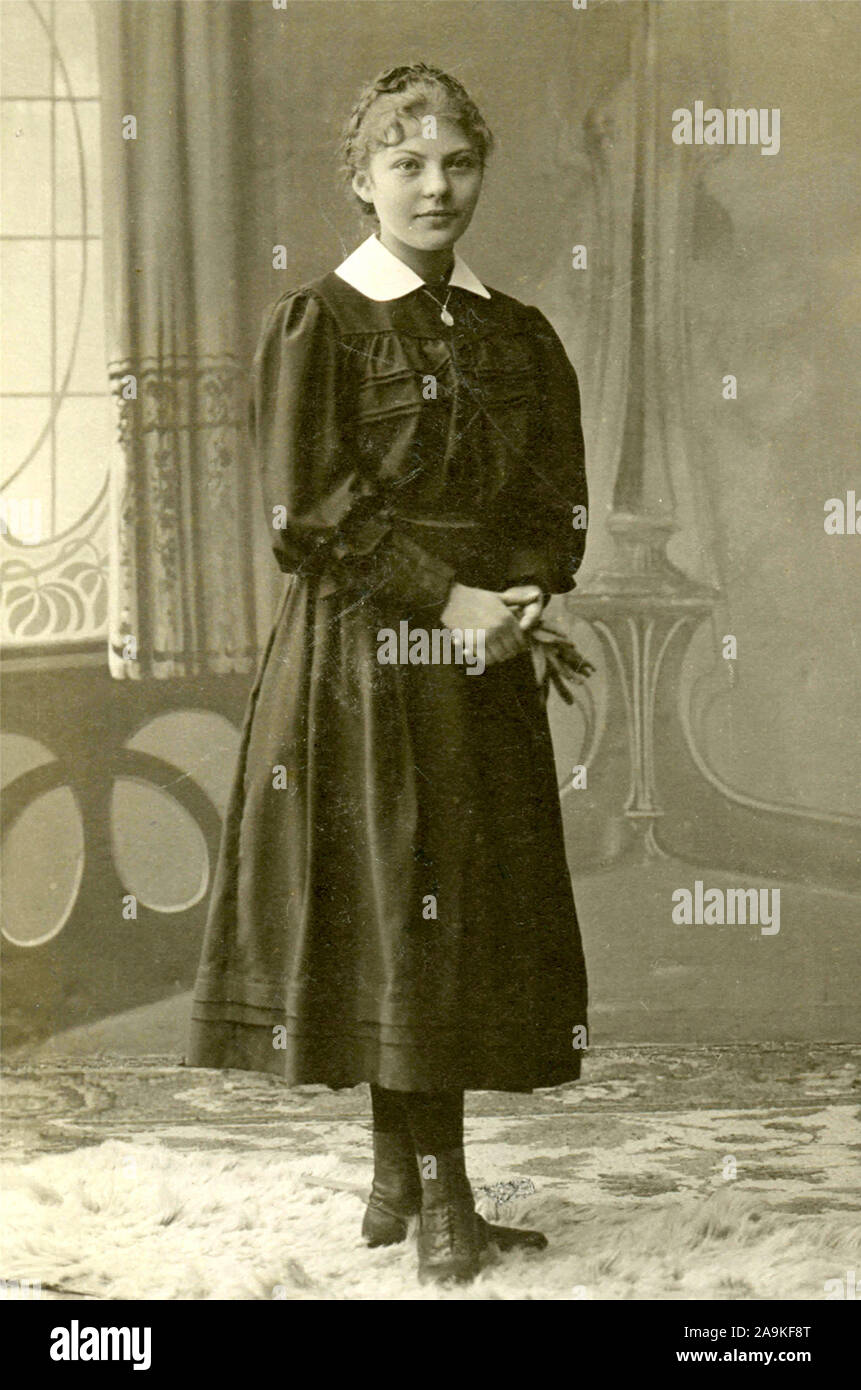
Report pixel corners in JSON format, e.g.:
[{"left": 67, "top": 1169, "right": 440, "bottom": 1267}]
[{"left": 499, "top": 584, "right": 546, "bottom": 633}]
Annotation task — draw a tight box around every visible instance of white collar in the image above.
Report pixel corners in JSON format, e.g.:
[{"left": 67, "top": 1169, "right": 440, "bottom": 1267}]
[{"left": 334, "top": 233, "right": 490, "bottom": 302}]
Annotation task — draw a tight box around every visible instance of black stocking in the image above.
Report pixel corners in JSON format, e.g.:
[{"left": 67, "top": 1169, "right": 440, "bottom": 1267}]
[
  {"left": 370, "top": 1085, "right": 465, "bottom": 1151},
  {"left": 400, "top": 1089, "right": 465, "bottom": 1155},
  {"left": 369, "top": 1083, "right": 410, "bottom": 1135}
]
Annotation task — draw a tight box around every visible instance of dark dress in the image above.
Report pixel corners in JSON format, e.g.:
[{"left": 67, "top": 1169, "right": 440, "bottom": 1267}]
[{"left": 188, "top": 264, "right": 590, "bottom": 1092}]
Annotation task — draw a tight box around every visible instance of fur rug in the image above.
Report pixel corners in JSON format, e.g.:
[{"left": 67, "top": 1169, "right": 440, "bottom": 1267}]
[{"left": 2, "top": 1140, "right": 858, "bottom": 1300}]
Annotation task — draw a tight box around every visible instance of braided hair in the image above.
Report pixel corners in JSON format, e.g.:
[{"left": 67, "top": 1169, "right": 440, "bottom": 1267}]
[{"left": 338, "top": 63, "right": 494, "bottom": 217}]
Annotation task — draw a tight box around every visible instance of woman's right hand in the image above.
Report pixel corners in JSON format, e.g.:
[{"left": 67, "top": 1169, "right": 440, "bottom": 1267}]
[{"left": 440, "top": 582, "right": 527, "bottom": 666}]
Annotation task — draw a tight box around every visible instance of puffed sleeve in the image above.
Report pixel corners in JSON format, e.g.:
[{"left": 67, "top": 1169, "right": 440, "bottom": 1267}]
[
  {"left": 502, "top": 307, "right": 588, "bottom": 595},
  {"left": 250, "top": 289, "right": 456, "bottom": 614}
]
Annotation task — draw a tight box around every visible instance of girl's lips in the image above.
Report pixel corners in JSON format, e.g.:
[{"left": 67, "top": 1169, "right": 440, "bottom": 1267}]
[{"left": 417, "top": 211, "right": 456, "bottom": 219}]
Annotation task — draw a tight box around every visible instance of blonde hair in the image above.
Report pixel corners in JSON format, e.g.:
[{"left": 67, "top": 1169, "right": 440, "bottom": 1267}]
[{"left": 339, "top": 63, "right": 494, "bottom": 216}]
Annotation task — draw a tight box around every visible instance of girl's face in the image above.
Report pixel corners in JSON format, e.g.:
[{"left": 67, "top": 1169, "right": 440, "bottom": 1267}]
[{"left": 352, "top": 113, "right": 483, "bottom": 259}]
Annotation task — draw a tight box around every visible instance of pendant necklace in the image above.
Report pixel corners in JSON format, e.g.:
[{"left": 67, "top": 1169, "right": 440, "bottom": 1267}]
[{"left": 421, "top": 283, "right": 455, "bottom": 326}]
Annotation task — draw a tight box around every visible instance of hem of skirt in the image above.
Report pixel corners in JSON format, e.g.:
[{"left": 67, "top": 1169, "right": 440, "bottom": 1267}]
[
  {"left": 192, "top": 995, "right": 578, "bottom": 1034},
  {"left": 194, "top": 976, "right": 551, "bottom": 1026},
  {"left": 185, "top": 1016, "right": 584, "bottom": 1094}
]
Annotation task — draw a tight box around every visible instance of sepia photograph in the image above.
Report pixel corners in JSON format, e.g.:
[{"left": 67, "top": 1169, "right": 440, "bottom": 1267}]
[{"left": 1, "top": 0, "right": 859, "bottom": 1335}]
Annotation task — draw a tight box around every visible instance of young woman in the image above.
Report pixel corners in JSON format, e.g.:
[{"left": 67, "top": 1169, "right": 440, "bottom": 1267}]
[{"left": 188, "top": 63, "right": 589, "bottom": 1286}]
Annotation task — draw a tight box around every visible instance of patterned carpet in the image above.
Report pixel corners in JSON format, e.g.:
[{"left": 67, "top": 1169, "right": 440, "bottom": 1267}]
[{"left": 2, "top": 1045, "right": 860, "bottom": 1299}]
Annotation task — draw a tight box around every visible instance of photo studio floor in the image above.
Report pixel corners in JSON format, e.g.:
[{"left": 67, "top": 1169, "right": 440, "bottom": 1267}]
[{"left": 3, "top": 1033, "right": 860, "bottom": 1302}]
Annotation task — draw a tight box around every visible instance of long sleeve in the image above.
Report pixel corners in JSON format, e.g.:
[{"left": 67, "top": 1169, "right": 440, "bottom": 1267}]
[
  {"left": 502, "top": 307, "right": 588, "bottom": 595},
  {"left": 249, "top": 289, "right": 456, "bottom": 614}
]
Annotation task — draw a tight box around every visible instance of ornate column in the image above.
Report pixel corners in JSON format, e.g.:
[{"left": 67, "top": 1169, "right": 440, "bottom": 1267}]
[{"left": 560, "top": 2, "right": 861, "bottom": 892}]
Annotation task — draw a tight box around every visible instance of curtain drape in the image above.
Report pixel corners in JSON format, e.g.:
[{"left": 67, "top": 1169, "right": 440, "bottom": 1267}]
[{"left": 96, "top": 0, "right": 271, "bottom": 678}]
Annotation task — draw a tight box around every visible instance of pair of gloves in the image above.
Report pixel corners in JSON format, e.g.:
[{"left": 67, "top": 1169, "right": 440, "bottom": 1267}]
[{"left": 503, "top": 586, "right": 595, "bottom": 705}]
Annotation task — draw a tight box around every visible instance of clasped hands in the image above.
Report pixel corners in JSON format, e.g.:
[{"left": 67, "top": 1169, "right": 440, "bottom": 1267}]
[{"left": 440, "top": 581, "right": 546, "bottom": 667}]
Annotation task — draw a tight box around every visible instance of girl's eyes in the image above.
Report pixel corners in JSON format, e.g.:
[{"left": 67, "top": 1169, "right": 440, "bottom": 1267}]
[{"left": 393, "top": 157, "right": 479, "bottom": 173}]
